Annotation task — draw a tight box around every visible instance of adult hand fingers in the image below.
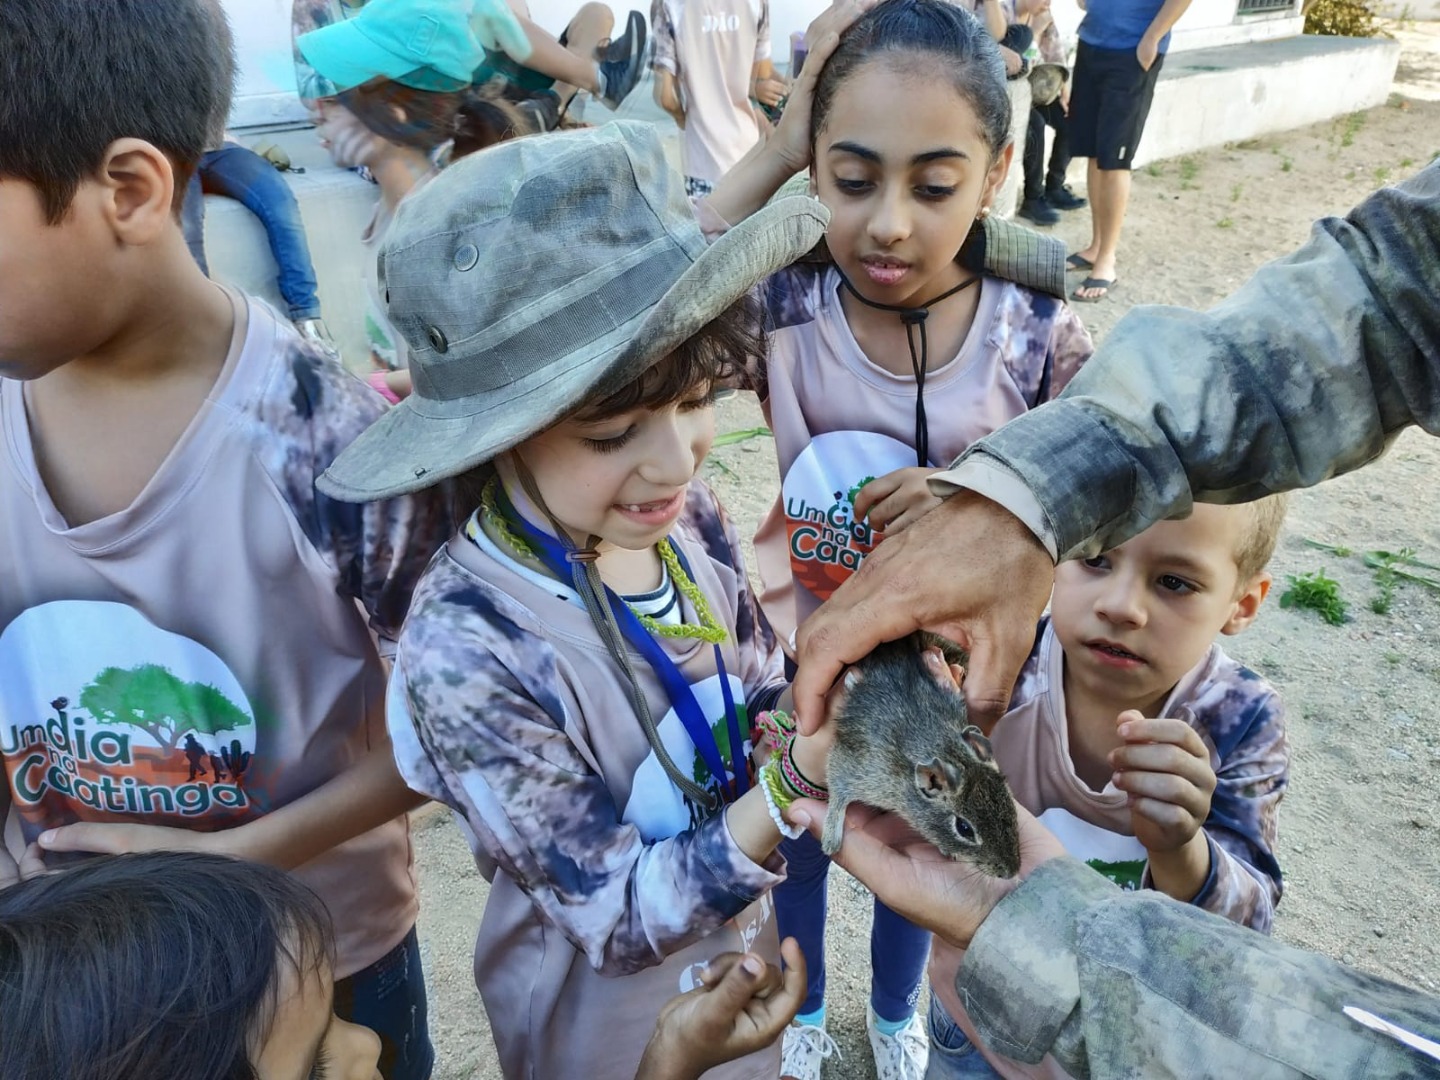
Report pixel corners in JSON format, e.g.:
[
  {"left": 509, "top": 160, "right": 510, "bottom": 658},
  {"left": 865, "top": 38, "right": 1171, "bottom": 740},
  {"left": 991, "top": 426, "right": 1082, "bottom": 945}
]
[{"left": 943, "top": 621, "right": 1035, "bottom": 732}]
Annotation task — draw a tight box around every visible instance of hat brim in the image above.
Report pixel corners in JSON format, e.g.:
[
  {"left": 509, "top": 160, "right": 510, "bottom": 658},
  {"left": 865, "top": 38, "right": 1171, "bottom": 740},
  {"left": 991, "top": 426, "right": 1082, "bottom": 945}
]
[{"left": 317, "top": 194, "right": 828, "bottom": 503}]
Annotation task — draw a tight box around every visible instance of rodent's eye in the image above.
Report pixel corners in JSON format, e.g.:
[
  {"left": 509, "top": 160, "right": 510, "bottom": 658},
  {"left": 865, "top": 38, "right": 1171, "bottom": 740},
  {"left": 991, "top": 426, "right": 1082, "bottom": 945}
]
[{"left": 954, "top": 817, "right": 977, "bottom": 843}]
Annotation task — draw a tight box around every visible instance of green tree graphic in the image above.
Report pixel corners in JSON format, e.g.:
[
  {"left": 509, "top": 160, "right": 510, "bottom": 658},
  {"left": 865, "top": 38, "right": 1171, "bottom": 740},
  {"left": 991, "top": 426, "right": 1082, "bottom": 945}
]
[{"left": 78, "top": 665, "right": 250, "bottom": 753}]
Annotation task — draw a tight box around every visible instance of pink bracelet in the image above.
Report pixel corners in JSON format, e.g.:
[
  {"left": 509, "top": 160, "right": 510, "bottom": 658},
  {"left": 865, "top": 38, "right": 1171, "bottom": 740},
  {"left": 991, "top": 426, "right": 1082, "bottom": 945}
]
[
  {"left": 755, "top": 709, "right": 797, "bottom": 753},
  {"left": 780, "top": 740, "right": 828, "bottom": 801}
]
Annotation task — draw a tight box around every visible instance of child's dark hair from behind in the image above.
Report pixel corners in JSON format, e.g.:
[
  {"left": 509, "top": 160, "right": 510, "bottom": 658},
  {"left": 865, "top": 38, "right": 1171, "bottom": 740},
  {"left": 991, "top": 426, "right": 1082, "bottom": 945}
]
[
  {"left": 0, "top": 0, "right": 235, "bottom": 222},
  {"left": 0, "top": 852, "right": 332, "bottom": 1080},
  {"left": 809, "top": 0, "right": 1011, "bottom": 159}
]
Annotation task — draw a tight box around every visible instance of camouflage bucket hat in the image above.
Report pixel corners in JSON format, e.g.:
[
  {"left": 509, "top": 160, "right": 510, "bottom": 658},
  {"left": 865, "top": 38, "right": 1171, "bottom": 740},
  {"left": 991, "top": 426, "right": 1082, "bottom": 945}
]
[{"left": 319, "top": 122, "right": 828, "bottom": 503}]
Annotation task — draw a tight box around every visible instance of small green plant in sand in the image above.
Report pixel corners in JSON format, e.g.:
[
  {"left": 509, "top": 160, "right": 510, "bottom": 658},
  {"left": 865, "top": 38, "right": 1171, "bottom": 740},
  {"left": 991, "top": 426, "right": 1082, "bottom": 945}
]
[
  {"left": 1374, "top": 165, "right": 1391, "bottom": 184},
  {"left": 1281, "top": 156, "right": 1294, "bottom": 173},
  {"left": 1400, "top": 157, "right": 1415, "bottom": 168},
  {"left": 1146, "top": 162, "right": 1164, "bottom": 178},
  {"left": 1281, "top": 570, "right": 1348, "bottom": 626},
  {"left": 1178, "top": 156, "right": 1200, "bottom": 190},
  {"left": 1230, "top": 182, "right": 1244, "bottom": 203},
  {"left": 1216, "top": 217, "right": 1235, "bottom": 229},
  {"left": 1303, "top": 539, "right": 1440, "bottom": 616},
  {"left": 1370, "top": 548, "right": 1414, "bottom": 614},
  {"left": 711, "top": 427, "right": 771, "bottom": 448}
]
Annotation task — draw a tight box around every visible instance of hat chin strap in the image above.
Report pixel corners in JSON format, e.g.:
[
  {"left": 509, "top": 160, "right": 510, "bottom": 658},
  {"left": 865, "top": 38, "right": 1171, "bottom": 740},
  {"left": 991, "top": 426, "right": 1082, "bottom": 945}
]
[
  {"left": 834, "top": 271, "right": 979, "bottom": 468},
  {"left": 511, "top": 457, "right": 719, "bottom": 813}
]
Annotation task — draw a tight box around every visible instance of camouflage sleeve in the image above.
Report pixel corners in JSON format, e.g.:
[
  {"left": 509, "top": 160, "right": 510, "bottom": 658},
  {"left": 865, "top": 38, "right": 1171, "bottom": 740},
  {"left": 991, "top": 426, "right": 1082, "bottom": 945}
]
[
  {"left": 960, "top": 857, "right": 1440, "bottom": 1078},
  {"left": 399, "top": 571, "right": 784, "bottom": 976},
  {"left": 257, "top": 338, "right": 454, "bottom": 651},
  {"left": 956, "top": 163, "right": 1440, "bottom": 563},
  {"left": 1176, "top": 676, "right": 1287, "bottom": 933},
  {"left": 681, "top": 486, "right": 789, "bottom": 715},
  {"left": 651, "top": 0, "right": 678, "bottom": 75},
  {"left": 1044, "top": 301, "right": 1094, "bottom": 400},
  {"left": 995, "top": 285, "right": 1094, "bottom": 407}
]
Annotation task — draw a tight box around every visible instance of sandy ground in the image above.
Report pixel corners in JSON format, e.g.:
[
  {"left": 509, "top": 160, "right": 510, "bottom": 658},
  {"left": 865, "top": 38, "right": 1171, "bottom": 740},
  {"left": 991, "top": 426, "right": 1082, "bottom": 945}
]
[{"left": 412, "top": 26, "right": 1440, "bottom": 1079}]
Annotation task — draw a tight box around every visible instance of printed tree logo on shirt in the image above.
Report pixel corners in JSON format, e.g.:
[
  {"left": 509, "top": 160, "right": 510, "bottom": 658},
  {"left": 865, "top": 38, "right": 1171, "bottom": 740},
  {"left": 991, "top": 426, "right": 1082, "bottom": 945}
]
[
  {"left": 78, "top": 665, "right": 250, "bottom": 757},
  {"left": 1086, "top": 857, "right": 1146, "bottom": 891}
]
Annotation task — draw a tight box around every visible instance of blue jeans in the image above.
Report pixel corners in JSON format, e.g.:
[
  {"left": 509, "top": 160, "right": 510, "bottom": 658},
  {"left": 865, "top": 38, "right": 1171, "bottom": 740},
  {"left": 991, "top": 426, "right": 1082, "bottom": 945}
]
[
  {"left": 181, "top": 144, "right": 322, "bottom": 320},
  {"left": 333, "top": 926, "right": 434, "bottom": 1080},
  {"left": 775, "top": 828, "right": 932, "bottom": 1021},
  {"left": 924, "top": 998, "right": 1003, "bottom": 1079}
]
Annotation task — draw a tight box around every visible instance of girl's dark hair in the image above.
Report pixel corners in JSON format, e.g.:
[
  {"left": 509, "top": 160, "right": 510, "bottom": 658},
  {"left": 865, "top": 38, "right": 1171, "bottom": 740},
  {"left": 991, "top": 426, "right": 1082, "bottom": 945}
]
[
  {"left": 811, "top": 0, "right": 1012, "bottom": 159},
  {"left": 578, "top": 291, "right": 765, "bottom": 421},
  {"left": 338, "top": 78, "right": 465, "bottom": 152},
  {"left": 453, "top": 84, "right": 536, "bottom": 160},
  {"left": 0, "top": 851, "right": 333, "bottom": 1080}
]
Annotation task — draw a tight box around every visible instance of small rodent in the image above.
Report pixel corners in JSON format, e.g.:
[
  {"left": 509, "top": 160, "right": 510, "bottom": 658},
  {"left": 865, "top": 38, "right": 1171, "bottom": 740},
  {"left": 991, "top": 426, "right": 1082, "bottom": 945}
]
[{"left": 820, "top": 632, "right": 1021, "bottom": 879}]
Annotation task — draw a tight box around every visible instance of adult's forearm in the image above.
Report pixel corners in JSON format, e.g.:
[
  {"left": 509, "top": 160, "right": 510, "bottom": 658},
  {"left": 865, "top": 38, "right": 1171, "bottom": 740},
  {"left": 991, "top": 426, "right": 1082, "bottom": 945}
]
[
  {"left": 959, "top": 859, "right": 1440, "bottom": 1079},
  {"left": 958, "top": 165, "right": 1440, "bottom": 562},
  {"left": 1144, "top": 0, "right": 1193, "bottom": 39}
]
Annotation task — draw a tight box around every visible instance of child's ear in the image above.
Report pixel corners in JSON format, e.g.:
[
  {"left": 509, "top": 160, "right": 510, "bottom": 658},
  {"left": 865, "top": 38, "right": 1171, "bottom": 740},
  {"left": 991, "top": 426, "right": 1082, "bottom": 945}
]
[
  {"left": 1221, "top": 570, "right": 1271, "bottom": 635},
  {"left": 99, "top": 138, "right": 179, "bottom": 246},
  {"left": 982, "top": 142, "right": 1015, "bottom": 215}
]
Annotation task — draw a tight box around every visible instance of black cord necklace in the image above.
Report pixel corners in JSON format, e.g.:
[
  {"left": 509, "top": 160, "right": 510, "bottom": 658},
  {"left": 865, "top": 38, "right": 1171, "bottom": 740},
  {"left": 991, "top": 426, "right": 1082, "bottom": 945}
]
[{"left": 835, "top": 270, "right": 980, "bottom": 467}]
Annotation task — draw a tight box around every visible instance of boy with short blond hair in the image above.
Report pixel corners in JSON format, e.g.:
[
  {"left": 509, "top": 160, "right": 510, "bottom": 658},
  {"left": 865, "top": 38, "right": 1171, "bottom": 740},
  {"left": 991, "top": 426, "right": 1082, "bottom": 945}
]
[
  {"left": 925, "top": 497, "right": 1291, "bottom": 1078},
  {"left": 0, "top": 2, "right": 450, "bottom": 1076}
]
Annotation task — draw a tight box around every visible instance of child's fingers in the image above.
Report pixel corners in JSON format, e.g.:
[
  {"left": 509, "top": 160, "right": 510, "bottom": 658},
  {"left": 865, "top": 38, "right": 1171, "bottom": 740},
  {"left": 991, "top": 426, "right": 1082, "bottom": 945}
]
[
  {"left": 698, "top": 952, "right": 746, "bottom": 988},
  {"left": 1113, "top": 769, "right": 1212, "bottom": 818},
  {"left": 18, "top": 842, "right": 51, "bottom": 881},
  {"left": 852, "top": 473, "right": 903, "bottom": 522},
  {"left": 1129, "top": 795, "right": 1202, "bottom": 832},
  {"left": 1117, "top": 715, "right": 1209, "bottom": 757},
  {"left": 1111, "top": 741, "right": 1215, "bottom": 788},
  {"left": 882, "top": 497, "right": 944, "bottom": 536}
]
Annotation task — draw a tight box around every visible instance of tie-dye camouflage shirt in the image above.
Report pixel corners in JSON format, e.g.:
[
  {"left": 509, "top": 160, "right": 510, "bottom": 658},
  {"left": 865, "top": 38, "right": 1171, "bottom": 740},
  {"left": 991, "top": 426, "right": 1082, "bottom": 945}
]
[
  {"left": 388, "top": 482, "right": 789, "bottom": 1080},
  {"left": 931, "top": 616, "right": 1288, "bottom": 1079}
]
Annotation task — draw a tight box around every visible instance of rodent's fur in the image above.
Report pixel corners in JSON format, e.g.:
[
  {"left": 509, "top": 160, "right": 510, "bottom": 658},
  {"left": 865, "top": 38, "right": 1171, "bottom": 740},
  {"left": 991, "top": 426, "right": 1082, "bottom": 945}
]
[{"left": 821, "top": 633, "right": 1021, "bottom": 879}]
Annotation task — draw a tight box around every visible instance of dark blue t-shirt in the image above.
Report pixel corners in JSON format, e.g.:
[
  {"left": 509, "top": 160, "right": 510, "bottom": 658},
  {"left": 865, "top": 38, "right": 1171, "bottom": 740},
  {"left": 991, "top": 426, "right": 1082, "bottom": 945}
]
[{"left": 1078, "top": 0, "right": 1173, "bottom": 52}]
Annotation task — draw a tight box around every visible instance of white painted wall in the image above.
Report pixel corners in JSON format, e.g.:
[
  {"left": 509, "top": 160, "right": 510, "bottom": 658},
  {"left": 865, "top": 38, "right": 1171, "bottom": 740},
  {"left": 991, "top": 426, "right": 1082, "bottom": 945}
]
[{"left": 222, "top": 0, "right": 311, "bottom": 128}]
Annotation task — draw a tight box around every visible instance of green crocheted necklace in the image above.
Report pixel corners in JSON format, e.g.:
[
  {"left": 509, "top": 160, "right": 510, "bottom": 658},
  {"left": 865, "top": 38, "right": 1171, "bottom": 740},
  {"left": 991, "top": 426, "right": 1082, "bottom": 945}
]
[{"left": 474, "top": 478, "right": 728, "bottom": 645}]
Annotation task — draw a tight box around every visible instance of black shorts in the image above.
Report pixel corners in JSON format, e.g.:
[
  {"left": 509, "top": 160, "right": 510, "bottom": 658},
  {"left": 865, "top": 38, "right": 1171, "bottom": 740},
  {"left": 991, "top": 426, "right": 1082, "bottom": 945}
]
[{"left": 1068, "top": 40, "right": 1166, "bottom": 170}]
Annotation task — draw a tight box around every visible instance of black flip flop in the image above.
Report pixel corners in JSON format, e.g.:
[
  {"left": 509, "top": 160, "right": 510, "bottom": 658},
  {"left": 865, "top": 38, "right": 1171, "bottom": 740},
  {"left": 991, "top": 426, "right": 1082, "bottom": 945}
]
[
  {"left": 1066, "top": 253, "right": 1094, "bottom": 272},
  {"left": 1072, "top": 276, "right": 1116, "bottom": 303}
]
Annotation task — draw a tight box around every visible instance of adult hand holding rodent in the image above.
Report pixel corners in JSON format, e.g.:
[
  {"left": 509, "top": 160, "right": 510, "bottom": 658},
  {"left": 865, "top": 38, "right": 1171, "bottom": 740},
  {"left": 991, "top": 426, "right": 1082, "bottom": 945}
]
[
  {"left": 792, "top": 490, "right": 1054, "bottom": 735},
  {"left": 852, "top": 466, "right": 944, "bottom": 535},
  {"left": 1109, "top": 709, "right": 1217, "bottom": 900},
  {"left": 785, "top": 800, "right": 1066, "bottom": 950},
  {"left": 635, "top": 939, "right": 807, "bottom": 1080}
]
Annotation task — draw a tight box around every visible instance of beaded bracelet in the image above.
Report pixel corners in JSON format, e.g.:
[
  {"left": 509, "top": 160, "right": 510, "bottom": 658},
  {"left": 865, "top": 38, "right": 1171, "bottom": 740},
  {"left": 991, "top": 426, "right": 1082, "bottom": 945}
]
[
  {"left": 758, "top": 760, "right": 805, "bottom": 839},
  {"left": 779, "top": 739, "right": 828, "bottom": 801}
]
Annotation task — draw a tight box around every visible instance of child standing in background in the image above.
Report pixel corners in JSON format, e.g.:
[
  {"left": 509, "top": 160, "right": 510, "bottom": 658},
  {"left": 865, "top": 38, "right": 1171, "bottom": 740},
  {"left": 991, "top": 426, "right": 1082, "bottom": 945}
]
[
  {"left": 0, "top": 2, "right": 452, "bottom": 1076},
  {"left": 651, "top": 0, "right": 788, "bottom": 197},
  {"left": 705, "top": 2, "right": 1092, "bottom": 1075},
  {"left": 928, "top": 498, "right": 1290, "bottom": 1078}
]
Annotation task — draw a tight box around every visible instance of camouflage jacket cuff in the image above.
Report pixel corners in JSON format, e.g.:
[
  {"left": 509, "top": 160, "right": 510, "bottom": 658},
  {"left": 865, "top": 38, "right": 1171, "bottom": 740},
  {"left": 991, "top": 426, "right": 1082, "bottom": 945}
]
[
  {"left": 929, "top": 457, "right": 1060, "bottom": 562},
  {"left": 956, "top": 857, "right": 1114, "bottom": 1071}
]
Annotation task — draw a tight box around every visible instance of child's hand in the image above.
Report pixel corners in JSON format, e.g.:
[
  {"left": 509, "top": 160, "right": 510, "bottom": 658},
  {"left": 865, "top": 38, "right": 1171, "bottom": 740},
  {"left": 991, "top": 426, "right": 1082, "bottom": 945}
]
[
  {"left": 767, "top": 0, "right": 882, "bottom": 172},
  {"left": 637, "top": 939, "right": 807, "bottom": 1080},
  {"left": 36, "top": 821, "right": 252, "bottom": 861},
  {"left": 753, "top": 74, "right": 790, "bottom": 108},
  {"left": 1109, "top": 710, "right": 1216, "bottom": 855},
  {"left": 852, "top": 467, "right": 943, "bottom": 536}
]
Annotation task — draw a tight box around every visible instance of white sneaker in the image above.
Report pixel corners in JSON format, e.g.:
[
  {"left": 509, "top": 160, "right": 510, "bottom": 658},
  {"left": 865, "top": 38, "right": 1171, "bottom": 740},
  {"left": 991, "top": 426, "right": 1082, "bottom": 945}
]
[
  {"left": 866, "top": 1003, "right": 929, "bottom": 1080},
  {"left": 780, "top": 1020, "right": 840, "bottom": 1080}
]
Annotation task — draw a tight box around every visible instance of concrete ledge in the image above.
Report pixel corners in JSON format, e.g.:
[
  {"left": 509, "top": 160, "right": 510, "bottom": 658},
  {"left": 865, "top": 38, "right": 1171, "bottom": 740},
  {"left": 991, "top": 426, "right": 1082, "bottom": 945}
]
[
  {"left": 1135, "top": 33, "right": 1402, "bottom": 165},
  {"left": 1170, "top": 12, "right": 1306, "bottom": 52}
]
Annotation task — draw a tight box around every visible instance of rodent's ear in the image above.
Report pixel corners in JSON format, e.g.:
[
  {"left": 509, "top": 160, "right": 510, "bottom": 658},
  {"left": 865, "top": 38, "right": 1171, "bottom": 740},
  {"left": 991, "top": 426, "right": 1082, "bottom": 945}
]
[
  {"left": 915, "top": 757, "right": 962, "bottom": 800},
  {"left": 961, "top": 725, "right": 995, "bottom": 765}
]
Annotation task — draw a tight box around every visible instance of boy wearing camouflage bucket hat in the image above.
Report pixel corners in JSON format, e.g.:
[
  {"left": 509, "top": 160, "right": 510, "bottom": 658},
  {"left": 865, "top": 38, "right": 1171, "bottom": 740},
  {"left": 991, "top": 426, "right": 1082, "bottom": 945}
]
[{"left": 321, "top": 122, "right": 830, "bottom": 1080}]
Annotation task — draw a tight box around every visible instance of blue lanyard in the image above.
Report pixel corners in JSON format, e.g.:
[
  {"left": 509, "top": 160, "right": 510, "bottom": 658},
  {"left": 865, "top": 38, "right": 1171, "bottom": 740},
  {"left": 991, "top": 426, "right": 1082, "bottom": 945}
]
[{"left": 491, "top": 486, "right": 749, "bottom": 804}]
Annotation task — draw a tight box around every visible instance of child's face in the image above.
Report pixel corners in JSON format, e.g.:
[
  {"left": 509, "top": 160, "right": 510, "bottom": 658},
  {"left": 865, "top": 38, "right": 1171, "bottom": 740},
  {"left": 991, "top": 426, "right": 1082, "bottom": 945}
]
[
  {"left": 501, "top": 388, "right": 716, "bottom": 552},
  {"left": 812, "top": 57, "right": 1009, "bottom": 308},
  {"left": 252, "top": 963, "right": 381, "bottom": 1080},
  {"left": 312, "top": 100, "right": 387, "bottom": 170},
  {"left": 1051, "top": 504, "right": 1271, "bottom": 715},
  {"left": 0, "top": 178, "right": 111, "bottom": 379}
]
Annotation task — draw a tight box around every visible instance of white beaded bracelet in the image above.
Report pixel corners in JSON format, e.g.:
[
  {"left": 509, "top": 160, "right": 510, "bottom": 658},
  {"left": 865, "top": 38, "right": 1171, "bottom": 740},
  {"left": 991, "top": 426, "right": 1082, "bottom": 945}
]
[{"left": 759, "top": 761, "right": 805, "bottom": 840}]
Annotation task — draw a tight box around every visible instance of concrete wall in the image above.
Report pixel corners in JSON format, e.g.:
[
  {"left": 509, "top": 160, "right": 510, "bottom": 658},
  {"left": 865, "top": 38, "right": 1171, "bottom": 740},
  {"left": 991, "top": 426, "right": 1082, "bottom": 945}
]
[{"left": 1134, "top": 34, "right": 1401, "bottom": 166}]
